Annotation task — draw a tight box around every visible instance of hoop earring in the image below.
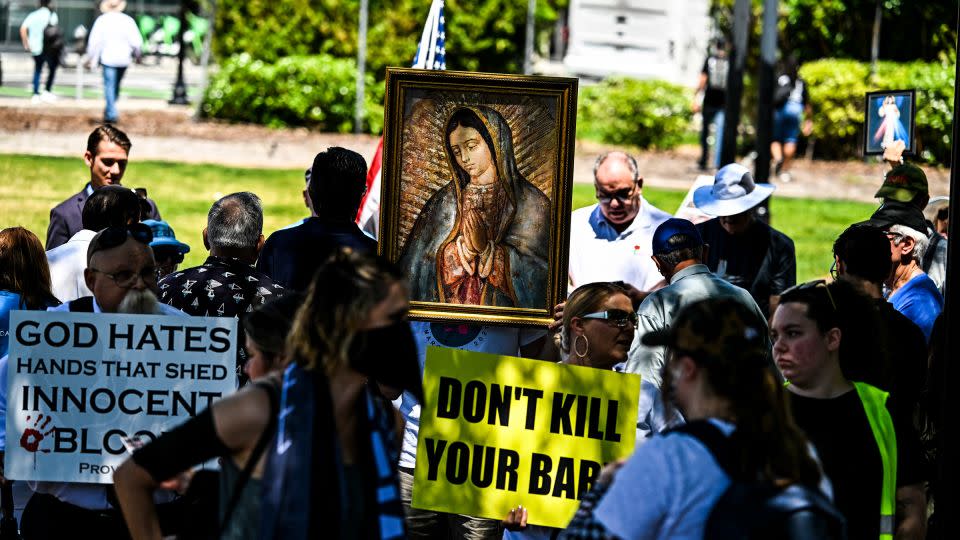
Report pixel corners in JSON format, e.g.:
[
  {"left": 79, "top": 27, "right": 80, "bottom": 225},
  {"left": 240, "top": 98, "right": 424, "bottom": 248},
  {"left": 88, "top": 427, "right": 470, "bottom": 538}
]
[{"left": 574, "top": 334, "right": 589, "bottom": 359}]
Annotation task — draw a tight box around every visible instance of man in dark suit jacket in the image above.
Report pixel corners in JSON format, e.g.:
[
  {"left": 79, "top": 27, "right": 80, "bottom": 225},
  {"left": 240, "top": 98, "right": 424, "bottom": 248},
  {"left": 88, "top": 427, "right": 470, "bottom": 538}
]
[
  {"left": 46, "top": 125, "right": 161, "bottom": 249},
  {"left": 256, "top": 147, "right": 376, "bottom": 291}
]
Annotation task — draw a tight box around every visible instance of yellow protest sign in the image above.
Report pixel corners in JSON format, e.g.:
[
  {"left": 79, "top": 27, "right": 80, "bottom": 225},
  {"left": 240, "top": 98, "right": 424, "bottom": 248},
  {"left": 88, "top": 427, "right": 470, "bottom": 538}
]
[{"left": 412, "top": 346, "right": 640, "bottom": 528}]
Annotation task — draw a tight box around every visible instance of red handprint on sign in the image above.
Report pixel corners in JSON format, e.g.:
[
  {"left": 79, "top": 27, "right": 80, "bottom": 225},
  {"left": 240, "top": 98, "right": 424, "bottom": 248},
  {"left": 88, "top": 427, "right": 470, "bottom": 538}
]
[{"left": 20, "top": 414, "right": 55, "bottom": 454}]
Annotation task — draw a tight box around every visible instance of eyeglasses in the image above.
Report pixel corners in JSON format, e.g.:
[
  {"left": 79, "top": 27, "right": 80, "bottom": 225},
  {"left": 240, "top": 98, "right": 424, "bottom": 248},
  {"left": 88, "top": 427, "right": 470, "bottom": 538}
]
[
  {"left": 829, "top": 259, "right": 838, "bottom": 280},
  {"left": 596, "top": 183, "right": 638, "bottom": 205},
  {"left": 88, "top": 266, "right": 159, "bottom": 288},
  {"left": 89, "top": 223, "right": 154, "bottom": 258},
  {"left": 153, "top": 248, "right": 185, "bottom": 265},
  {"left": 782, "top": 279, "right": 837, "bottom": 311},
  {"left": 881, "top": 230, "right": 904, "bottom": 243},
  {"left": 580, "top": 309, "right": 639, "bottom": 329}
]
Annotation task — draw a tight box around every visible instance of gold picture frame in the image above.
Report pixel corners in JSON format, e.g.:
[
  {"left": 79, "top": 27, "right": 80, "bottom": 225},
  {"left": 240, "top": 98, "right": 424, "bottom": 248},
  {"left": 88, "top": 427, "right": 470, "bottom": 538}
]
[{"left": 379, "top": 68, "right": 577, "bottom": 327}]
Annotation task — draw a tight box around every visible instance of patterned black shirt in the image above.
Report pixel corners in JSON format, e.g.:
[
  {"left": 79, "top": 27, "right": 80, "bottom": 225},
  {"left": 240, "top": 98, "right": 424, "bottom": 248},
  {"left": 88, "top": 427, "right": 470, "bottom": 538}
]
[{"left": 159, "top": 256, "right": 286, "bottom": 377}]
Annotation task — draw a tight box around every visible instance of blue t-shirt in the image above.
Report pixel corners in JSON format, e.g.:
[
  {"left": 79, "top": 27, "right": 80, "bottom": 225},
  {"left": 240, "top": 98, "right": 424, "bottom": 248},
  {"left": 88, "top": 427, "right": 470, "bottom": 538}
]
[
  {"left": 592, "top": 419, "right": 734, "bottom": 540},
  {"left": 889, "top": 273, "right": 943, "bottom": 342},
  {"left": 0, "top": 290, "right": 25, "bottom": 358}
]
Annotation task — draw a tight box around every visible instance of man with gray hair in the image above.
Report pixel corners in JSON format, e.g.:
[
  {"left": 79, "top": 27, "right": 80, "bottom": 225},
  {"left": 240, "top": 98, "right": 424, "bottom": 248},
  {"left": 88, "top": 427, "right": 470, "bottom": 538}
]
[
  {"left": 859, "top": 201, "right": 943, "bottom": 342},
  {"left": 567, "top": 151, "right": 672, "bottom": 303},
  {"left": 158, "top": 192, "right": 285, "bottom": 377}
]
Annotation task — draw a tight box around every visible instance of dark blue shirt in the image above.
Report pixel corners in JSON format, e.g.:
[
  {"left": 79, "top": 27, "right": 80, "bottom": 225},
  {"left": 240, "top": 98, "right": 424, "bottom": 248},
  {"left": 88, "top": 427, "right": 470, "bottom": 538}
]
[{"left": 256, "top": 217, "right": 377, "bottom": 291}]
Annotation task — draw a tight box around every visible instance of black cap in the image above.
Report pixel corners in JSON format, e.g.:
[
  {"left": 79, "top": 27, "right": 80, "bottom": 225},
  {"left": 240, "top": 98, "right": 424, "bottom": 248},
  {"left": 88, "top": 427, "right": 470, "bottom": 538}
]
[{"left": 858, "top": 201, "right": 927, "bottom": 233}]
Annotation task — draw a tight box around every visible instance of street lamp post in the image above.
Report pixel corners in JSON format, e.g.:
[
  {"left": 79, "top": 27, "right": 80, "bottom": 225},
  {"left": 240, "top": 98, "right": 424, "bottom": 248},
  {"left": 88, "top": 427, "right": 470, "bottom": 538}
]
[{"left": 169, "top": 0, "right": 189, "bottom": 105}]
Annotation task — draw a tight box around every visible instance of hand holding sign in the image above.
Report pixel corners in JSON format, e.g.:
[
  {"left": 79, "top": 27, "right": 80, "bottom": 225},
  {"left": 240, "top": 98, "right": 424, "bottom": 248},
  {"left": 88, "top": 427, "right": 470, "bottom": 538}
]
[{"left": 412, "top": 347, "right": 640, "bottom": 528}]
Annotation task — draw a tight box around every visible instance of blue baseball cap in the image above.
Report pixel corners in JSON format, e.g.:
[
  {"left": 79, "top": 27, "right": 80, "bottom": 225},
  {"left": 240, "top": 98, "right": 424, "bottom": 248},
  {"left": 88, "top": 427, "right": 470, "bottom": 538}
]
[
  {"left": 142, "top": 219, "right": 190, "bottom": 254},
  {"left": 652, "top": 218, "right": 703, "bottom": 255}
]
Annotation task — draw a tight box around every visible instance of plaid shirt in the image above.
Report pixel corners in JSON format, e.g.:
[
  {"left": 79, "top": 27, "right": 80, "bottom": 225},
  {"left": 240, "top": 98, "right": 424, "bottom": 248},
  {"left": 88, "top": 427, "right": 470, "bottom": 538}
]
[{"left": 559, "top": 482, "right": 617, "bottom": 540}]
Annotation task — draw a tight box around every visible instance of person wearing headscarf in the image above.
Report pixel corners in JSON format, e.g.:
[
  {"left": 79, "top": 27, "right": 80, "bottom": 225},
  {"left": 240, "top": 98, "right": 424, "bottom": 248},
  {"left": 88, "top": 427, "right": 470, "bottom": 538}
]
[{"left": 400, "top": 106, "right": 551, "bottom": 309}]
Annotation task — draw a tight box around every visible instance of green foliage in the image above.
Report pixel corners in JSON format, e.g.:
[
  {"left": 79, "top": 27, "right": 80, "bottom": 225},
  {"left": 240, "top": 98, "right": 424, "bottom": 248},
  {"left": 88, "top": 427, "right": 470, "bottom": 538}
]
[
  {"left": 709, "top": 0, "right": 957, "bottom": 63},
  {"left": 201, "top": 54, "right": 385, "bottom": 133},
  {"left": 213, "top": 0, "right": 569, "bottom": 77},
  {"left": 577, "top": 78, "right": 693, "bottom": 150},
  {"left": 213, "top": 0, "right": 422, "bottom": 77},
  {"left": 800, "top": 59, "right": 955, "bottom": 163}
]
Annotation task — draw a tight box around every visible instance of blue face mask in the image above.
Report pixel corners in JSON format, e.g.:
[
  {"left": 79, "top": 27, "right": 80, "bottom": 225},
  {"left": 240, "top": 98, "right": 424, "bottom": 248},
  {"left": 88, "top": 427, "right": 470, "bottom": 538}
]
[{"left": 350, "top": 320, "right": 423, "bottom": 404}]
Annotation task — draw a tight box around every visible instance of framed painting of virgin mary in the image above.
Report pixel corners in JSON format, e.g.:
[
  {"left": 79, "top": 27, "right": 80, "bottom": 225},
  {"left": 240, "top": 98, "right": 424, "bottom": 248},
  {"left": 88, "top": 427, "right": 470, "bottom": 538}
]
[{"left": 379, "top": 68, "right": 577, "bottom": 327}]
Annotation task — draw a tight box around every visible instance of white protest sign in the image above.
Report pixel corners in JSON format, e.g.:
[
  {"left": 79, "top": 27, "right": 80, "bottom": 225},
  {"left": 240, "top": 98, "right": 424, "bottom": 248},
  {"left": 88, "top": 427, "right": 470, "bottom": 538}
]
[{"left": 3, "top": 310, "right": 237, "bottom": 483}]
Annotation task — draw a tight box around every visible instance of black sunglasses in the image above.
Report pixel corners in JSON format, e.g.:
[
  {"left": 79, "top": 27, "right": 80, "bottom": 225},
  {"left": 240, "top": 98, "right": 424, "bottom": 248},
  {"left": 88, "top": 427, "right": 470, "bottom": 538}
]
[
  {"left": 580, "top": 309, "right": 639, "bottom": 329},
  {"left": 89, "top": 223, "right": 154, "bottom": 258},
  {"left": 153, "top": 247, "right": 185, "bottom": 265}
]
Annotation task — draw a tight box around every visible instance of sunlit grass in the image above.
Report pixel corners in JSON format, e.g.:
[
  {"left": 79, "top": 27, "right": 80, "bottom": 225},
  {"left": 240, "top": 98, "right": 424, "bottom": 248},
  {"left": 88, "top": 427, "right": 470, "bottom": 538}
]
[{"left": 1, "top": 153, "right": 874, "bottom": 281}]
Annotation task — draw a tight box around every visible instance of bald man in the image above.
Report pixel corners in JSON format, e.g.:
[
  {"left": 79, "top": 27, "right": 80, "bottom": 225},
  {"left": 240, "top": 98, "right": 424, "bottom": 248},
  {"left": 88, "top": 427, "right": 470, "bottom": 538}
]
[{"left": 567, "top": 152, "right": 672, "bottom": 302}]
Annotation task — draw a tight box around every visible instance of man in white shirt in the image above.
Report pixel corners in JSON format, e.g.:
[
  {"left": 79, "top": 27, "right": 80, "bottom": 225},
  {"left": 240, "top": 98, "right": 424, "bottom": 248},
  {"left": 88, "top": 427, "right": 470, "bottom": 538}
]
[
  {"left": 47, "top": 185, "right": 142, "bottom": 303},
  {"left": 568, "top": 152, "right": 672, "bottom": 300},
  {"left": 84, "top": 0, "right": 143, "bottom": 123}
]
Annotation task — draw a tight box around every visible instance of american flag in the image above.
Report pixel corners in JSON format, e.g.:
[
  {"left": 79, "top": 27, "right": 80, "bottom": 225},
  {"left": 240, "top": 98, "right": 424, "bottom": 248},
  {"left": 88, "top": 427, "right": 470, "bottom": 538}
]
[{"left": 357, "top": 0, "right": 446, "bottom": 237}]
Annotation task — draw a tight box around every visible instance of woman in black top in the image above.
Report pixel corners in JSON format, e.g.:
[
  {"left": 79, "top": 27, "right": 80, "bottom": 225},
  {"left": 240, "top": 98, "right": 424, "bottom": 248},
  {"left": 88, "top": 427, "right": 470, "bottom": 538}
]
[{"left": 114, "top": 292, "right": 302, "bottom": 540}]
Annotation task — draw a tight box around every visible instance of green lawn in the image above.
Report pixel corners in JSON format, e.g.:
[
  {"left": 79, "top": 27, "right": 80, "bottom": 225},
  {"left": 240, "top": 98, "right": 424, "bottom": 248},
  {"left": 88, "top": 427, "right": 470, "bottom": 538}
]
[{"left": 1, "top": 153, "right": 874, "bottom": 282}]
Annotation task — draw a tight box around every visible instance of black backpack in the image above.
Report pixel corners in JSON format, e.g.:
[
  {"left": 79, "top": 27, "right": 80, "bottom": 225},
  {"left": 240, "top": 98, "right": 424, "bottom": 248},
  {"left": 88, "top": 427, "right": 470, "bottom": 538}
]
[
  {"left": 672, "top": 420, "right": 848, "bottom": 540},
  {"left": 42, "top": 13, "right": 64, "bottom": 55}
]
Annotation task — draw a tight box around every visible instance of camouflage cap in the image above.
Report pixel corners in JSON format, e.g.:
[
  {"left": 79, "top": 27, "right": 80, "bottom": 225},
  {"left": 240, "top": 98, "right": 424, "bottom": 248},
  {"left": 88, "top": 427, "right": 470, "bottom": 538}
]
[
  {"left": 641, "top": 297, "right": 767, "bottom": 365},
  {"left": 875, "top": 163, "right": 928, "bottom": 203}
]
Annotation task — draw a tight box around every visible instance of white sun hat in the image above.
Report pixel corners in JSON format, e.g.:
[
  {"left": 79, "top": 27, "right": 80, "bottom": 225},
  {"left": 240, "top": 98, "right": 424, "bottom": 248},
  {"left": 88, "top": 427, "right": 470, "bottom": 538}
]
[{"left": 693, "top": 163, "right": 776, "bottom": 217}]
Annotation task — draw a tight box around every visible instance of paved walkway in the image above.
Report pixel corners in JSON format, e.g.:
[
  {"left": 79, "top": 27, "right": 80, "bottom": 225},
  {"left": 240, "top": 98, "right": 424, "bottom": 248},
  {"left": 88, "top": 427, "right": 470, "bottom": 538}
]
[{"left": 0, "top": 52, "right": 951, "bottom": 202}]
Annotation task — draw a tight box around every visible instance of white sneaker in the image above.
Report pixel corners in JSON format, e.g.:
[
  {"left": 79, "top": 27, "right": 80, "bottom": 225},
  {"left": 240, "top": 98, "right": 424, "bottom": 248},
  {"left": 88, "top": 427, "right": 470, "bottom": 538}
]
[
  {"left": 40, "top": 91, "right": 57, "bottom": 103},
  {"left": 31, "top": 94, "right": 42, "bottom": 104}
]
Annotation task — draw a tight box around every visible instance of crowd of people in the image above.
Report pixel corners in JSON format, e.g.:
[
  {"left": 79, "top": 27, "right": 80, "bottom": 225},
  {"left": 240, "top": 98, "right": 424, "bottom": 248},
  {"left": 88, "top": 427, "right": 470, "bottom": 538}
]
[{"left": 0, "top": 120, "right": 949, "bottom": 540}]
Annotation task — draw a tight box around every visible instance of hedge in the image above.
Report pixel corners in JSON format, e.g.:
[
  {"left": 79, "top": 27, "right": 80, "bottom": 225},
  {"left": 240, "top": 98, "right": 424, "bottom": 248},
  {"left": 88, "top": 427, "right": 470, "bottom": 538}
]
[
  {"left": 577, "top": 77, "right": 693, "bottom": 150},
  {"left": 800, "top": 59, "right": 955, "bottom": 164},
  {"left": 200, "top": 54, "right": 385, "bottom": 133}
]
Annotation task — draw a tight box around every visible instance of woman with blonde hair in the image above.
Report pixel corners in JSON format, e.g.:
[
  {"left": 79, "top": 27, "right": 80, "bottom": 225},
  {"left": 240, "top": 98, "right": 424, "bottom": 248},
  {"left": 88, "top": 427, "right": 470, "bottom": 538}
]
[
  {"left": 504, "top": 282, "right": 668, "bottom": 537},
  {"left": 259, "top": 247, "right": 422, "bottom": 540}
]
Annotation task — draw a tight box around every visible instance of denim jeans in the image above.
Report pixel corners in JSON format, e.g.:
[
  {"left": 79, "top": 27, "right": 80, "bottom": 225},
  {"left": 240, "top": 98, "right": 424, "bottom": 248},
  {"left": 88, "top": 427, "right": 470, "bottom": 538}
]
[
  {"left": 398, "top": 469, "right": 503, "bottom": 540},
  {"left": 102, "top": 65, "right": 127, "bottom": 122},
  {"left": 32, "top": 52, "right": 58, "bottom": 94},
  {"left": 699, "top": 106, "right": 726, "bottom": 169}
]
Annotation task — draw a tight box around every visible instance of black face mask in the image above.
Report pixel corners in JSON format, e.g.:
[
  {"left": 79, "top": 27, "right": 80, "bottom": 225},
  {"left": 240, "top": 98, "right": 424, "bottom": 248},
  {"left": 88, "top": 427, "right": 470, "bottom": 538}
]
[{"left": 350, "top": 321, "right": 423, "bottom": 404}]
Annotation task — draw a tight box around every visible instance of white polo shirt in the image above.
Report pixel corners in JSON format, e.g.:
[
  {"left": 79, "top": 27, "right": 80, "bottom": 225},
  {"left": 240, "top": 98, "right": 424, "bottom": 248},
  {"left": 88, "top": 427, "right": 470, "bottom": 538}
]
[{"left": 568, "top": 199, "right": 673, "bottom": 292}]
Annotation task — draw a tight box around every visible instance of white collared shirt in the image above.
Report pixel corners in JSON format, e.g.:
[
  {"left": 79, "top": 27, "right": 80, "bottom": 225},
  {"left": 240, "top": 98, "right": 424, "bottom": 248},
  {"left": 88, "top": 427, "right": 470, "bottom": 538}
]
[
  {"left": 568, "top": 198, "right": 673, "bottom": 292},
  {"left": 46, "top": 229, "right": 98, "bottom": 303}
]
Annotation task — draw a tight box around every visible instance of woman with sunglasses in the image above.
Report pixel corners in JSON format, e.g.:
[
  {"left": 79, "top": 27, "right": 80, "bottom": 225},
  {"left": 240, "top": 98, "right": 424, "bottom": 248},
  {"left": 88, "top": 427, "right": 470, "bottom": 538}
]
[
  {"left": 504, "top": 282, "right": 668, "bottom": 537},
  {"left": 772, "top": 279, "right": 927, "bottom": 540}
]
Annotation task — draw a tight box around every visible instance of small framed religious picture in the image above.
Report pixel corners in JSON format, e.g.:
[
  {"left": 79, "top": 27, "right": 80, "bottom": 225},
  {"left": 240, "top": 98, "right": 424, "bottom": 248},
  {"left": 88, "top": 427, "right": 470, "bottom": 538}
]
[
  {"left": 863, "top": 89, "right": 916, "bottom": 156},
  {"left": 378, "top": 68, "right": 578, "bottom": 327}
]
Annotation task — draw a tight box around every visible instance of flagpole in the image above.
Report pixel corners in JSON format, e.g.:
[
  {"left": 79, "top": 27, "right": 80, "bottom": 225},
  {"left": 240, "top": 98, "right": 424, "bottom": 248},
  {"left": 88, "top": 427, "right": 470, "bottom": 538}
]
[
  {"left": 524, "top": 0, "right": 536, "bottom": 74},
  {"left": 355, "top": 0, "right": 369, "bottom": 134}
]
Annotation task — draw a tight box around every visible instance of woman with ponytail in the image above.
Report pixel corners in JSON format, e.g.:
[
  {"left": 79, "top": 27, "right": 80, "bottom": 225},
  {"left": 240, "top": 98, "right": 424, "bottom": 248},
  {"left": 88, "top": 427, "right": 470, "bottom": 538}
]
[
  {"left": 561, "top": 297, "right": 829, "bottom": 540},
  {"left": 773, "top": 279, "right": 927, "bottom": 539}
]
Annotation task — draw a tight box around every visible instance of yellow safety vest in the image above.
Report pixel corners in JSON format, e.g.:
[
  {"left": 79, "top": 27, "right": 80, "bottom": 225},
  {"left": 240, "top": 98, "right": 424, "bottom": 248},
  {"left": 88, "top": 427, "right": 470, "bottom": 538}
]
[
  {"left": 785, "top": 380, "right": 897, "bottom": 539},
  {"left": 853, "top": 381, "right": 897, "bottom": 540}
]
